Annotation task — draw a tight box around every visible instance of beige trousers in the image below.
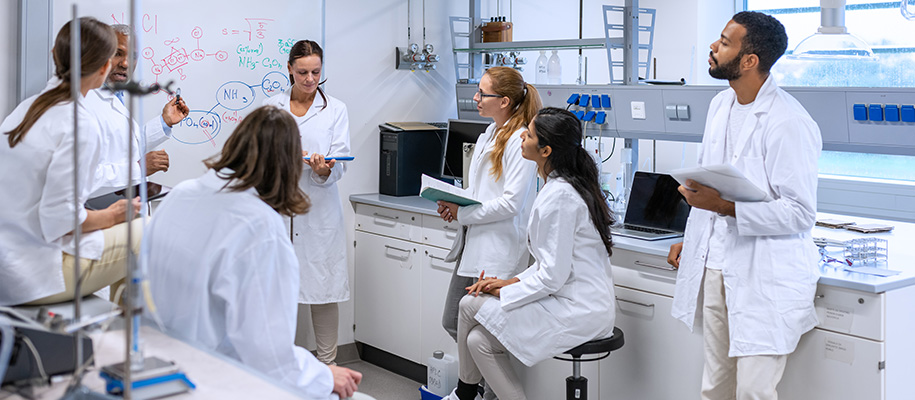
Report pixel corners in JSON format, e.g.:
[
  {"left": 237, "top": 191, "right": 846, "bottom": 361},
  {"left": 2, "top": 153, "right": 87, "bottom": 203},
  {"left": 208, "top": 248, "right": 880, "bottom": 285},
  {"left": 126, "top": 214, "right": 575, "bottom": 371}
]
[
  {"left": 701, "top": 268, "right": 788, "bottom": 400},
  {"left": 457, "top": 294, "right": 525, "bottom": 400},
  {"left": 310, "top": 302, "right": 339, "bottom": 364},
  {"left": 28, "top": 219, "right": 142, "bottom": 305}
]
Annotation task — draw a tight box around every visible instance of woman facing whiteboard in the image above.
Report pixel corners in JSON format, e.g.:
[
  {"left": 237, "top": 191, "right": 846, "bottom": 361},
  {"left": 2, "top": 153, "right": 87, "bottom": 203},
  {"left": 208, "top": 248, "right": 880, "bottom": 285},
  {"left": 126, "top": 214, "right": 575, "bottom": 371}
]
[{"left": 263, "top": 40, "right": 350, "bottom": 365}]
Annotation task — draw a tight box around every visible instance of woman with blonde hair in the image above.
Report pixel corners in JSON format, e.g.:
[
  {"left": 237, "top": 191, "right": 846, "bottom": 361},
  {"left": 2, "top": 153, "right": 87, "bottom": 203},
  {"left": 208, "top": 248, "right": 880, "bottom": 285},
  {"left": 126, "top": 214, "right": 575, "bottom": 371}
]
[
  {"left": 449, "top": 107, "right": 617, "bottom": 400},
  {"left": 438, "top": 66, "right": 542, "bottom": 344}
]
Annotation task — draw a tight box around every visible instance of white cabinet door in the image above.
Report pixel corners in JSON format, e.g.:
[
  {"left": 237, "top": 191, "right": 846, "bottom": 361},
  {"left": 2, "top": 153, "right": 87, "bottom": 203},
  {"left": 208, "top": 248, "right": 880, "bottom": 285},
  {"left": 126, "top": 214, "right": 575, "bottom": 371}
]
[
  {"left": 600, "top": 286, "right": 705, "bottom": 400},
  {"left": 778, "top": 329, "right": 884, "bottom": 400},
  {"left": 511, "top": 356, "right": 601, "bottom": 400},
  {"left": 354, "top": 231, "right": 422, "bottom": 363},
  {"left": 420, "top": 245, "right": 459, "bottom": 363}
]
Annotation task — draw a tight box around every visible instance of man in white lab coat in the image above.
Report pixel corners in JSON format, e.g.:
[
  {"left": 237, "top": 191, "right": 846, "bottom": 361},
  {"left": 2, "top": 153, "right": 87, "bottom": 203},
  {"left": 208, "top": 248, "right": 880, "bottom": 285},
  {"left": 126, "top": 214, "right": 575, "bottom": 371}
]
[
  {"left": 667, "top": 12, "right": 822, "bottom": 400},
  {"left": 86, "top": 24, "right": 188, "bottom": 198}
]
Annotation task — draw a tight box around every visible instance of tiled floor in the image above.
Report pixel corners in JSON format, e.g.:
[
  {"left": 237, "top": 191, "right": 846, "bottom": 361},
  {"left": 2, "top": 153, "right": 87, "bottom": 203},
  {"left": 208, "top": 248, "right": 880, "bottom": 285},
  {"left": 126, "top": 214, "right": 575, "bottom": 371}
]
[{"left": 341, "top": 360, "right": 426, "bottom": 400}]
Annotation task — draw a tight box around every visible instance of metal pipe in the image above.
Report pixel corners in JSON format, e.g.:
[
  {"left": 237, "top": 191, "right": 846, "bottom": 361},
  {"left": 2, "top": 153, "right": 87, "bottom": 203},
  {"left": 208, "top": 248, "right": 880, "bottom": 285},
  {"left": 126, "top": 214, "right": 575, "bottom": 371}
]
[
  {"left": 623, "top": 0, "right": 639, "bottom": 85},
  {"left": 123, "top": 0, "right": 142, "bottom": 397},
  {"left": 69, "top": 5, "right": 83, "bottom": 378}
]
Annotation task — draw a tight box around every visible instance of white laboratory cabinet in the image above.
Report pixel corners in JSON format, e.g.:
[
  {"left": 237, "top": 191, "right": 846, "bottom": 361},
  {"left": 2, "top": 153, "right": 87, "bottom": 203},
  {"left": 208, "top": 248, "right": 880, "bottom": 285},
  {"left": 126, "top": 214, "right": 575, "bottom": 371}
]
[
  {"left": 353, "top": 196, "right": 915, "bottom": 400},
  {"left": 353, "top": 197, "right": 599, "bottom": 398},
  {"left": 601, "top": 249, "right": 705, "bottom": 400},
  {"left": 353, "top": 202, "right": 459, "bottom": 365}
]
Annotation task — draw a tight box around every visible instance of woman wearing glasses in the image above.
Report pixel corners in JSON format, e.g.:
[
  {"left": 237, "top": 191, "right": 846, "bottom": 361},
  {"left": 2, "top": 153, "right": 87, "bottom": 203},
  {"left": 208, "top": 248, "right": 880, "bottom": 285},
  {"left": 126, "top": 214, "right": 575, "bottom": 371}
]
[
  {"left": 448, "top": 108, "right": 617, "bottom": 400},
  {"left": 438, "top": 67, "right": 541, "bottom": 347}
]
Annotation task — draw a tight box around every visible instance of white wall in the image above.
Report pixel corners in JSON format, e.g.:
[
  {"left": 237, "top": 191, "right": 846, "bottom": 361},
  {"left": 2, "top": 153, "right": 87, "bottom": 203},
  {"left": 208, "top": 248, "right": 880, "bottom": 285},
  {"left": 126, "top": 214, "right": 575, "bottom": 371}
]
[
  {"left": 307, "top": 0, "right": 468, "bottom": 349},
  {"left": 0, "top": 0, "right": 734, "bottom": 351},
  {"left": 0, "top": 3, "right": 19, "bottom": 117}
]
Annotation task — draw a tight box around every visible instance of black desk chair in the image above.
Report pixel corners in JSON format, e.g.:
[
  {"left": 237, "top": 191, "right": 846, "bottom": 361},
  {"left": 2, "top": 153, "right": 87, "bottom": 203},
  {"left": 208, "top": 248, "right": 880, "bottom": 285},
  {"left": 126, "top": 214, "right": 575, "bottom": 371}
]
[{"left": 553, "top": 327, "right": 624, "bottom": 400}]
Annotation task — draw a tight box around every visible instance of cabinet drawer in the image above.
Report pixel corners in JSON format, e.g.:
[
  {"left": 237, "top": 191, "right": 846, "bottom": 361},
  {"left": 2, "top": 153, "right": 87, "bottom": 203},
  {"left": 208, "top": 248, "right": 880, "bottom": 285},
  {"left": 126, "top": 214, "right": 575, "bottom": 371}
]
[
  {"left": 778, "top": 328, "right": 884, "bottom": 400},
  {"left": 422, "top": 215, "right": 461, "bottom": 249},
  {"left": 610, "top": 248, "right": 679, "bottom": 297},
  {"left": 354, "top": 204, "right": 422, "bottom": 242},
  {"left": 814, "top": 285, "right": 884, "bottom": 341}
]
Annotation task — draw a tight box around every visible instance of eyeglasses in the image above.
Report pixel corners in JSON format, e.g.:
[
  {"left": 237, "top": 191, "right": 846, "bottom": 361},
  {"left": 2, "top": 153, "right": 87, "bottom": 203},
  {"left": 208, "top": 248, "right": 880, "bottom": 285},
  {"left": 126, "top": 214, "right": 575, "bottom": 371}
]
[{"left": 476, "top": 89, "right": 502, "bottom": 99}]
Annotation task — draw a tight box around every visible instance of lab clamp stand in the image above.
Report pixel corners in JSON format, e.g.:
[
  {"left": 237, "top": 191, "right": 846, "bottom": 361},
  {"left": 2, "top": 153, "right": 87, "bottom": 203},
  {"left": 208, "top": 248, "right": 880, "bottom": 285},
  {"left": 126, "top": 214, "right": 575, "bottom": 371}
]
[{"left": 58, "top": 5, "right": 193, "bottom": 400}]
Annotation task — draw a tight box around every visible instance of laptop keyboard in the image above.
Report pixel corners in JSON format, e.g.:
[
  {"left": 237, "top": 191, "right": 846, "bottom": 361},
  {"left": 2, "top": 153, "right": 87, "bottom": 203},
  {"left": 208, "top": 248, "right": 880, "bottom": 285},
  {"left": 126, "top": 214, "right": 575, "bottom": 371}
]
[{"left": 623, "top": 224, "right": 674, "bottom": 235}]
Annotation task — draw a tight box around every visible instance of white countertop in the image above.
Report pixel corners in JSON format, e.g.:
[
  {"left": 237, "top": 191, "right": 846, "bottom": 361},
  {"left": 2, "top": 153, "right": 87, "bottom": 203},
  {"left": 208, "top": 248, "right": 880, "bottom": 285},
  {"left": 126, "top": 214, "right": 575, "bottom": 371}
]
[{"left": 350, "top": 194, "right": 915, "bottom": 293}]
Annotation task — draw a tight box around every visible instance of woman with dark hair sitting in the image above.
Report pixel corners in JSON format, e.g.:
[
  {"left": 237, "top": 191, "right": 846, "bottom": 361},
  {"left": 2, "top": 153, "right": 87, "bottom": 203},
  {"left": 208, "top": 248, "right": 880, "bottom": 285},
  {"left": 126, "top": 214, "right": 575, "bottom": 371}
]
[
  {"left": 448, "top": 107, "right": 617, "bottom": 400},
  {"left": 145, "top": 106, "right": 362, "bottom": 399}
]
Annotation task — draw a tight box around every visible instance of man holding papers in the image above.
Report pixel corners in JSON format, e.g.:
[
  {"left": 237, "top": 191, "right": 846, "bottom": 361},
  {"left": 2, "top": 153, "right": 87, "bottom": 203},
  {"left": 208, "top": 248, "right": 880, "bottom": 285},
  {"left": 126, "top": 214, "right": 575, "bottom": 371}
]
[{"left": 666, "top": 12, "right": 822, "bottom": 400}]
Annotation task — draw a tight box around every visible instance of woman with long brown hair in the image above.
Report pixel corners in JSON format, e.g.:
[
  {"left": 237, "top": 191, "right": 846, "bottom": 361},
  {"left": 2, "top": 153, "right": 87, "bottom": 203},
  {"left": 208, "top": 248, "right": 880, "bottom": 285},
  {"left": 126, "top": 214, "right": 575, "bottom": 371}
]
[
  {"left": 449, "top": 108, "right": 617, "bottom": 400},
  {"left": 145, "top": 105, "right": 363, "bottom": 399},
  {"left": 0, "top": 17, "right": 128, "bottom": 306},
  {"left": 263, "top": 39, "right": 352, "bottom": 365},
  {"left": 438, "top": 67, "right": 542, "bottom": 345}
]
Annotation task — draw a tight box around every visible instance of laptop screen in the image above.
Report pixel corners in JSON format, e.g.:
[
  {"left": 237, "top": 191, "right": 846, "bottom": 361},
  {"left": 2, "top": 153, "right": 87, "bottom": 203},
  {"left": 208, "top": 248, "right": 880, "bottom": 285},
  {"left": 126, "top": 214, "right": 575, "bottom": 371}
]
[{"left": 623, "top": 172, "right": 691, "bottom": 231}]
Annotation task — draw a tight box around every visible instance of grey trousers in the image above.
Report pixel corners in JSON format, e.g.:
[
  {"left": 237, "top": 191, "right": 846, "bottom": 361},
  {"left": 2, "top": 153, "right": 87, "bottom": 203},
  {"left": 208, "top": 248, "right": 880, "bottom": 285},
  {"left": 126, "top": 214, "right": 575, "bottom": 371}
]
[{"left": 442, "top": 259, "right": 476, "bottom": 341}]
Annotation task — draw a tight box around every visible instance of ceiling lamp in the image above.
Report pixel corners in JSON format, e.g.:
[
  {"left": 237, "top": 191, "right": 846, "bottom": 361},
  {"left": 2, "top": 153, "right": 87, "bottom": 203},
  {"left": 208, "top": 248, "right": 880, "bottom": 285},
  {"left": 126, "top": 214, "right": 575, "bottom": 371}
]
[{"left": 788, "top": 0, "right": 876, "bottom": 60}]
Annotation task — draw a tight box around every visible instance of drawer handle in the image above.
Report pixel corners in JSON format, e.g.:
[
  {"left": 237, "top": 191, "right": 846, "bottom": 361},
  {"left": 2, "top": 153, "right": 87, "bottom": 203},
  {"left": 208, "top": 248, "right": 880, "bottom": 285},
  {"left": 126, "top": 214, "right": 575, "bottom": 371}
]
[
  {"left": 616, "top": 297, "right": 655, "bottom": 309},
  {"left": 429, "top": 254, "right": 446, "bottom": 261},
  {"left": 634, "top": 260, "right": 676, "bottom": 271},
  {"left": 384, "top": 245, "right": 412, "bottom": 260},
  {"left": 373, "top": 213, "right": 399, "bottom": 227},
  {"left": 443, "top": 226, "right": 458, "bottom": 232},
  {"left": 815, "top": 294, "right": 825, "bottom": 299}
]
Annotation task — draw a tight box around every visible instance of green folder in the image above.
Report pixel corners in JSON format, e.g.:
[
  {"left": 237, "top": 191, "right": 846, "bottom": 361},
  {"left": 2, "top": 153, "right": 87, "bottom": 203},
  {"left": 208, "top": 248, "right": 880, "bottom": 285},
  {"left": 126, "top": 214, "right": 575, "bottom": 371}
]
[{"left": 420, "top": 187, "right": 480, "bottom": 206}]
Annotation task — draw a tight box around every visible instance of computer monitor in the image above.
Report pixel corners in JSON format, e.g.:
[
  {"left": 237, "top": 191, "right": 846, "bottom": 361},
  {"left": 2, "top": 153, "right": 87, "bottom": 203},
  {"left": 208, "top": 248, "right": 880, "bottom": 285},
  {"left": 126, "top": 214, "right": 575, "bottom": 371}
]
[{"left": 442, "top": 119, "right": 490, "bottom": 181}]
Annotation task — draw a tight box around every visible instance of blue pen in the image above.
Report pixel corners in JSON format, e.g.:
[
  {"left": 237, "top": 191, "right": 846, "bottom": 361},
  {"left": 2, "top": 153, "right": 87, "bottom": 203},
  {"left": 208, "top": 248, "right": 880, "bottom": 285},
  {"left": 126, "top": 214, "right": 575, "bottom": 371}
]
[{"left": 302, "top": 156, "right": 355, "bottom": 161}]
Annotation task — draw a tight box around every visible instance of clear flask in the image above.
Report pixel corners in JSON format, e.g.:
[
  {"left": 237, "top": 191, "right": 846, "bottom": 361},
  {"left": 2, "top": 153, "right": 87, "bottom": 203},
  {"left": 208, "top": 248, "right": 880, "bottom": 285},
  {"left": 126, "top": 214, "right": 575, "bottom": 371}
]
[
  {"left": 547, "top": 50, "right": 561, "bottom": 84},
  {"left": 535, "top": 50, "right": 548, "bottom": 84}
]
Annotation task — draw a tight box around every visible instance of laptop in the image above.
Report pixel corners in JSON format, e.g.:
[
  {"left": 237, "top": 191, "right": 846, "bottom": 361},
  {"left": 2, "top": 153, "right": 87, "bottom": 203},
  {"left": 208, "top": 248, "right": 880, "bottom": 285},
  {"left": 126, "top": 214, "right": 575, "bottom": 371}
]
[{"left": 611, "top": 171, "right": 691, "bottom": 241}]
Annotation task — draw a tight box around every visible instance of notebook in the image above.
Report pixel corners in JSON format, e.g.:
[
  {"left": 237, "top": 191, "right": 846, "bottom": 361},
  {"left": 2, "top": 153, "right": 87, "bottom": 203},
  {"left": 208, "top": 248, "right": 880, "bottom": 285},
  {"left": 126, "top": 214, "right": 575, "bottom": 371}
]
[{"left": 611, "top": 172, "right": 691, "bottom": 241}]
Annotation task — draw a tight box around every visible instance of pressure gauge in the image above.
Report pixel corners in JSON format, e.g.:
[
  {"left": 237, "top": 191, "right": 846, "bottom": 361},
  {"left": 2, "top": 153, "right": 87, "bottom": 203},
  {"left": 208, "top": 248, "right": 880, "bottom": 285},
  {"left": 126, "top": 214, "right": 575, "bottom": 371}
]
[
  {"left": 424, "top": 44, "right": 434, "bottom": 54},
  {"left": 410, "top": 43, "right": 419, "bottom": 54}
]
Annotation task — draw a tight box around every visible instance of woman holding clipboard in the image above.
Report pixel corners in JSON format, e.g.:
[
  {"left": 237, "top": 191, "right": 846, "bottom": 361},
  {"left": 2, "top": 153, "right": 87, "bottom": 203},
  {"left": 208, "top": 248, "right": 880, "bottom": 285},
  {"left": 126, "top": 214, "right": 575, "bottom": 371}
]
[
  {"left": 263, "top": 40, "right": 351, "bottom": 365},
  {"left": 437, "top": 67, "right": 541, "bottom": 345}
]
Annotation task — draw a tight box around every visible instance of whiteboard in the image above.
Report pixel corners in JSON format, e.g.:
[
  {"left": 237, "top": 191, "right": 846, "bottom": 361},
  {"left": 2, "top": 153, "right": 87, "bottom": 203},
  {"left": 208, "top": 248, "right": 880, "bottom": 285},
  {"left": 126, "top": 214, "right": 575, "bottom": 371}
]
[{"left": 53, "top": 0, "right": 323, "bottom": 186}]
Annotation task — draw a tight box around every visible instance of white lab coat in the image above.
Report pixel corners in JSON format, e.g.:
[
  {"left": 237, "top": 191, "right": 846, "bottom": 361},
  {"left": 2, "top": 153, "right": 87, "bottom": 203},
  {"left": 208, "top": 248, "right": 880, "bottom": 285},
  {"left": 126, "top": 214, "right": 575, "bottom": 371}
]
[
  {"left": 671, "top": 75, "right": 822, "bottom": 357},
  {"left": 145, "top": 169, "right": 337, "bottom": 400},
  {"left": 475, "top": 176, "right": 616, "bottom": 366},
  {"left": 85, "top": 88, "right": 170, "bottom": 198},
  {"left": 263, "top": 90, "right": 351, "bottom": 303},
  {"left": 450, "top": 123, "right": 537, "bottom": 279},
  {"left": 0, "top": 96, "right": 104, "bottom": 306}
]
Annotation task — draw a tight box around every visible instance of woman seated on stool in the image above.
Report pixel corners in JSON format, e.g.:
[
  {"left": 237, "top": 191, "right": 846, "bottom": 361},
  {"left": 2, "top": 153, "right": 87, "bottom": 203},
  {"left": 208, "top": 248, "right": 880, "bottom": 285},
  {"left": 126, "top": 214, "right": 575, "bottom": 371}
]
[
  {"left": 449, "top": 107, "right": 617, "bottom": 400},
  {"left": 145, "top": 106, "right": 362, "bottom": 399}
]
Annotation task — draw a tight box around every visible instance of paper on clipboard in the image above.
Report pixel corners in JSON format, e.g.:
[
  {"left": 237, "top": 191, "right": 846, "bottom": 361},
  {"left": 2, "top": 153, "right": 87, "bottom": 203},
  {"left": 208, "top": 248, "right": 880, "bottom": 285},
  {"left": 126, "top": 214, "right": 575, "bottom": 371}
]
[{"left": 670, "top": 164, "right": 769, "bottom": 202}]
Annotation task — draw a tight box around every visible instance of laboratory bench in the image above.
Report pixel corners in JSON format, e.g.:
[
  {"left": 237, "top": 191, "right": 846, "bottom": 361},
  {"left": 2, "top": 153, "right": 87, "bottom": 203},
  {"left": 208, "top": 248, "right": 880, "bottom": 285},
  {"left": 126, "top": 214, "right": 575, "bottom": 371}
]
[{"left": 350, "top": 193, "right": 915, "bottom": 400}]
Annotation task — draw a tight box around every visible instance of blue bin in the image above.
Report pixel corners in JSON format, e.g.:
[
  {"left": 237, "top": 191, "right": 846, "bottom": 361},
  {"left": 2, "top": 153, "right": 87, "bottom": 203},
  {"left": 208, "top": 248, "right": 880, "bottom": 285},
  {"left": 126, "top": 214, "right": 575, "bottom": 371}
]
[{"left": 419, "top": 385, "right": 445, "bottom": 400}]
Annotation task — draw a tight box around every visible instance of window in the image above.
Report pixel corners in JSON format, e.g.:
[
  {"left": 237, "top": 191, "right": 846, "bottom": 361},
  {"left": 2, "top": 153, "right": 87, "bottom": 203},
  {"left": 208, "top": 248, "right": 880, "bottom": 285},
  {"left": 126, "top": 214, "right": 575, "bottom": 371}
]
[{"left": 746, "top": 1, "right": 915, "bottom": 183}]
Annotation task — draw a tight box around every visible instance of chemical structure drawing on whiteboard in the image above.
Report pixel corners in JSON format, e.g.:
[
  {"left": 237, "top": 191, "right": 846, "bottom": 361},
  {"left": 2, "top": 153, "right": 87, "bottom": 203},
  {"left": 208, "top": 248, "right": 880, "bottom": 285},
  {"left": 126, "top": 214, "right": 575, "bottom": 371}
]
[
  {"left": 145, "top": 26, "right": 229, "bottom": 83},
  {"left": 172, "top": 70, "right": 289, "bottom": 146}
]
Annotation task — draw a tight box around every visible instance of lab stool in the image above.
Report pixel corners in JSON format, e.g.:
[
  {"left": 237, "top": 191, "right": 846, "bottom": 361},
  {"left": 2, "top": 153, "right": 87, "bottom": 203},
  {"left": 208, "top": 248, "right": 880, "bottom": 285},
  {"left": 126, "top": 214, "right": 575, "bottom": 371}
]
[{"left": 553, "top": 327, "right": 624, "bottom": 400}]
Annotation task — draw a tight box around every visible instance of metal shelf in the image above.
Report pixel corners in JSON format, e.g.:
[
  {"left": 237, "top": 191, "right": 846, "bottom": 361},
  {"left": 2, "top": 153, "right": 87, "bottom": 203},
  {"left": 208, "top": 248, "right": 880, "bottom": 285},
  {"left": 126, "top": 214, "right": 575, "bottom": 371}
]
[{"left": 453, "top": 38, "right": 617, "bottom": 53}]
